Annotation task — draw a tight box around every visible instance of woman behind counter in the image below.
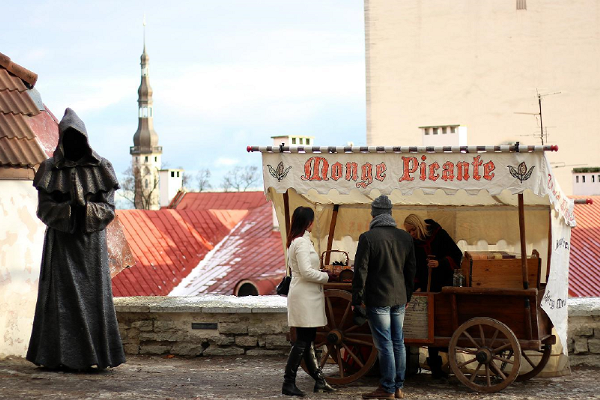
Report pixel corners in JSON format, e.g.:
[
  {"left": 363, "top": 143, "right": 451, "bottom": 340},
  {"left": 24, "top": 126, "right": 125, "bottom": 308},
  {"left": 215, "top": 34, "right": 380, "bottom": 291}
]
[
  {"left": 282, "top": 207, "right": 335, "bottom": 397},
  {"left": 403, "top": 214, "right": 463, "bottom": 380}
]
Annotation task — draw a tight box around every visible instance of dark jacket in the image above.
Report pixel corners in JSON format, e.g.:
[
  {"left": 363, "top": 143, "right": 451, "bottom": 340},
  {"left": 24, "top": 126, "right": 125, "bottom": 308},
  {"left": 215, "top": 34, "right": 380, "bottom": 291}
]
[
  {"left": 413, "top": 219, "right": 463, "bottom": 292},
  {"left": 352, "top": 226, "right": 416, "bottom": 307}
]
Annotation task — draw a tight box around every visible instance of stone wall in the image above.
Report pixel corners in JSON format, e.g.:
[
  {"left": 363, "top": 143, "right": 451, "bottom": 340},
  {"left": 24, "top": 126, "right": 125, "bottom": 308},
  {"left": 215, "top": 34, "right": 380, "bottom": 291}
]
[
  {"left": 567, "top": 297, "right": 600, "bottom": 367},
  {"left": 115, "top": 295, "right": 600, "bottom": 367},
  {"left": 115, "top": 295, "right": 289, "bottom": 357}
]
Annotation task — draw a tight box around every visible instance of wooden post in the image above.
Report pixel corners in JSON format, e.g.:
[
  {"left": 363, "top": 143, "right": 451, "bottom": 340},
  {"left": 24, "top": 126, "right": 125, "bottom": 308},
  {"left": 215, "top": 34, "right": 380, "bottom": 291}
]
[
  {"left": 324, "top": 204, "right": 340, "bottom": 265},
  {"left": 518, "top": 193, "right": 529, "bottom": 290},
  {"left": 283, "top": 190, "right": 290, "bottom": 238}
]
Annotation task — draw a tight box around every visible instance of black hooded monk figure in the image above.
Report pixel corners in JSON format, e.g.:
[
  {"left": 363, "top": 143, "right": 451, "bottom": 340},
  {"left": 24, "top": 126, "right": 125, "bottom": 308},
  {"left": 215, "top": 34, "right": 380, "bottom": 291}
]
[{"left": 27, "top": 108, "right": 125, "bottom": 370}]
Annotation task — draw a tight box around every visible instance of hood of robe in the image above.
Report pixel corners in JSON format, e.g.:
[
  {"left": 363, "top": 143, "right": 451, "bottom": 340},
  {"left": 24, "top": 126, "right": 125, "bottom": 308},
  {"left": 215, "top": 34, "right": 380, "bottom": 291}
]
[
  {"left": 53, "top": 108, "right": 101, "bottom": 168},
  {"left": 33, "top": 108, "right": 119, "bottom": 195}
]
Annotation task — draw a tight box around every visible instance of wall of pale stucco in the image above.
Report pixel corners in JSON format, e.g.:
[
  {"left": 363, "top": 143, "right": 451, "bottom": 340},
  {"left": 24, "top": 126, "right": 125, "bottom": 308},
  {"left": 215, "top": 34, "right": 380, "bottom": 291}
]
[
  {"left": 0, "top": 181, "right": 44, "bottom": 358},
  {"left": 365, "top": 0, "right": 600, "bottom": 194}
]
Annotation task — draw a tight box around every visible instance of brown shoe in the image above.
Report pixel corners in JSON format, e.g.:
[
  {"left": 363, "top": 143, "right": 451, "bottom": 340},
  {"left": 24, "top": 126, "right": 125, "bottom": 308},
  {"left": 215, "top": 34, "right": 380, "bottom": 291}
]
[
  {"left": 395, "top": 388, "right": 404, "bottom": 398},
  {"left": 362, "top": 386, "right": 394, "bottom": 399}
]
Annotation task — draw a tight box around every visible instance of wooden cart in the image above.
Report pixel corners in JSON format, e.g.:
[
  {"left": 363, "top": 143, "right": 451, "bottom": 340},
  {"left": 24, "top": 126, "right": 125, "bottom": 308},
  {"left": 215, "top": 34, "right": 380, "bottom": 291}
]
[{"left": 250, "top": 144, "right": 577, "bottom": 393}]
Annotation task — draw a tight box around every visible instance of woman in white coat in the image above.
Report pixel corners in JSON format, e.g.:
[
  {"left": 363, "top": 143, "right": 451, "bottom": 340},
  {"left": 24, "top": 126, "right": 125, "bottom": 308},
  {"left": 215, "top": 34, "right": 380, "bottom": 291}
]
[{"left": 282, "top": 207, "right": 335, "bottom": 397}]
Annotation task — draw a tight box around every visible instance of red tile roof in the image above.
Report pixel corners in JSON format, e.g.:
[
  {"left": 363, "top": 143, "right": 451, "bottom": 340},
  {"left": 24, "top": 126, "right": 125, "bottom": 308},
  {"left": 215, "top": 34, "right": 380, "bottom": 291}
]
[
  {"left": 0, "top": 52, "right": 58, "bottom": 171},
  {"left": 569, "top": 196, "right": 600, "bottom": 297},
  {"left": 115, "top": 190, "right": 286, "bottom": 296},
  {"left": 112, "top": 209, "right": 248, "bottom": 297},
  {"left": 170, "top": 202, "right": 285, "bottom": 296},
  {"left": 170, "top": 190, "right": 267, "bottom": 210}
]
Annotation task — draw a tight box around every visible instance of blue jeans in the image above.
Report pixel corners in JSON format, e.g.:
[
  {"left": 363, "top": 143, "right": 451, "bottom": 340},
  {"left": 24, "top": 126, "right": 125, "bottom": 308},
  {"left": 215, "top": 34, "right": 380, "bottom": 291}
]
[{"left": 367, "top": 305, "right": 406, "bottom": 393}]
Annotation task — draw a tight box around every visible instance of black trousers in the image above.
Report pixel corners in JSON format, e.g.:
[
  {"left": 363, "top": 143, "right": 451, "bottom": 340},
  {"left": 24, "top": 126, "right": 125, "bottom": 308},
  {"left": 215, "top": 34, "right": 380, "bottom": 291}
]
[{"left": 295, "top": 327, "right": 317, "bottom": 343}]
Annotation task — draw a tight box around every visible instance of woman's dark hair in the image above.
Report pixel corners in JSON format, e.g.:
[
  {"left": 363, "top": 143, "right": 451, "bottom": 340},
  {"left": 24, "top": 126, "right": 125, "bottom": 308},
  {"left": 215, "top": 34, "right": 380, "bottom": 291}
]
[{"left": 286, "top": 207, "right": 315, "bottom": 248}]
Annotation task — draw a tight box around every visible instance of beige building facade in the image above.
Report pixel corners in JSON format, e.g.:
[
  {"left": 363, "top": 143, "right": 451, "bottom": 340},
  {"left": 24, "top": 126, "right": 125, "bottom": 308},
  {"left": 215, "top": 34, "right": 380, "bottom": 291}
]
[{"left": 365, "top": 0, "right": 600, "bottom": 194}]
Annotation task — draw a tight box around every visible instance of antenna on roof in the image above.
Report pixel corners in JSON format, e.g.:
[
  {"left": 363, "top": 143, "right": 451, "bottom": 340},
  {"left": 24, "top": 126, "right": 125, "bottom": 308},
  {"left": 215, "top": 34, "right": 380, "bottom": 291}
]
[{"left": 515, "top": 89, "right": 561, "bottom": 145}]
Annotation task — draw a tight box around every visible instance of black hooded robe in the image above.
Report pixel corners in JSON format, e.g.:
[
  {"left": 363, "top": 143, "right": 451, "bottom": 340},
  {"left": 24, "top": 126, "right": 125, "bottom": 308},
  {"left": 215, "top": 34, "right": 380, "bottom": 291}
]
[
  {"left": 413, "top": 219, "right": 463, "bottom": 293},
  {"left": 26, "top": 108, "right": 125, "bottom": 370}
]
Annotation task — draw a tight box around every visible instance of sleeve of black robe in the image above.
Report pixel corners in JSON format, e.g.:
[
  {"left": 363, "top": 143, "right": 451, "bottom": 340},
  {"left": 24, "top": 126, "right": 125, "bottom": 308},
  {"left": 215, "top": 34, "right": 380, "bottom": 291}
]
[
  {"left": 36, "top": 190, "right": 75, "bottom": 233},
  {"left": 82, "top": 190, "right": 116, "bottom": 233},
  {"left": 37, "top": 188, "right": 116, "bottom": 234}
]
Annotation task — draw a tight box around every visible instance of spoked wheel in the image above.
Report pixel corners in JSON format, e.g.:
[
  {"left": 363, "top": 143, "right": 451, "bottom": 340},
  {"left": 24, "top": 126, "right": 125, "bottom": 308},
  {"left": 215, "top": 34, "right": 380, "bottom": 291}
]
[
  {"left": 300, "top": 289, "right": 378, "bottom": 385},
  {"left": 509, "top": 344, "right": 552, "bottom": 381},
  {"left": 449, "top": 317, "right": 521, "bottom": 393}
]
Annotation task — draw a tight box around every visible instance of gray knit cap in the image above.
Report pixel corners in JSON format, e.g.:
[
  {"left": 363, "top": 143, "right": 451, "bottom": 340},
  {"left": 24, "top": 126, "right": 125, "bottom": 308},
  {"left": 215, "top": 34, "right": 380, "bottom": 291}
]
[{"left": 371, "top": 195, "right": 392, "bottom": 216}]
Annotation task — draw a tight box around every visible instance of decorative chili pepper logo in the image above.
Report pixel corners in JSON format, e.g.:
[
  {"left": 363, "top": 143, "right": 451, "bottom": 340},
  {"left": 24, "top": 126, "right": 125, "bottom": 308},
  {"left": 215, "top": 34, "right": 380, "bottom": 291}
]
[
  {"left": 508, "top": 162, "right": 535, "bottom": 183},
  {"left": 267, "top": 161, "right": 292, "bottom": 182}
]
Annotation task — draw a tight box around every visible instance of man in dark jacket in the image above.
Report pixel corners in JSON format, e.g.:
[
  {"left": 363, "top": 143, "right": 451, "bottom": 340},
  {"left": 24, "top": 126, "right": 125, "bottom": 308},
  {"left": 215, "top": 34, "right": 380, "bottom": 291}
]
[{"left": 352, "top": 195, "right": 416, "bottom": 400}]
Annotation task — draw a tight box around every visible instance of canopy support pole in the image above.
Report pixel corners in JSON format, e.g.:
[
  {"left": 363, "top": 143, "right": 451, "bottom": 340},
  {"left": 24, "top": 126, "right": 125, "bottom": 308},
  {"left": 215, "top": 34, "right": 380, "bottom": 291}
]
[
  {"left": 283, "top": 190, "right": 290, "bottom": 238},
  {"left": 324, "top": 204, "right": 340, "bottom": 265},
  {"left": 519, "top": 193, "right": 533, "bottom": 339},
  {"left": 518, "top": 193, "right": 529, "bottom": 290}
]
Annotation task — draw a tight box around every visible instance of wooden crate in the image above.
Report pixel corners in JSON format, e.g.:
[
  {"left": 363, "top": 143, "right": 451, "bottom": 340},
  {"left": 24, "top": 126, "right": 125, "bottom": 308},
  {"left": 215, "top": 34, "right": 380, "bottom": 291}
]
[{"left": 461, "top": 250, "right": 541, "bottom": 290}]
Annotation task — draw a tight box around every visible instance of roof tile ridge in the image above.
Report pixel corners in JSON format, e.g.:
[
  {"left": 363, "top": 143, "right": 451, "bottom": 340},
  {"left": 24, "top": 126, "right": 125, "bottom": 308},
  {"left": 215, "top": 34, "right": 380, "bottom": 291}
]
[{"left": 0, "top": 52, "right": 38, "bottom": 87}]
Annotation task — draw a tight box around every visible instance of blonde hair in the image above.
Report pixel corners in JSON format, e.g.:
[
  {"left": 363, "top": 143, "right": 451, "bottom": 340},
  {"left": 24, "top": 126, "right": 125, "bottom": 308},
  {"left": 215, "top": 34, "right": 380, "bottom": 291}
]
[{"left": 403, "top": 214, "right": 428, "bottom": 241}]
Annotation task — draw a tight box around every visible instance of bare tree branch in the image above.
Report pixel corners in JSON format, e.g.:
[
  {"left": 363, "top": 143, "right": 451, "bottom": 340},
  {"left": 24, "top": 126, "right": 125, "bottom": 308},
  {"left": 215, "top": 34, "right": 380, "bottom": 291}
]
[
  {"left": 196, "top": 168, "right": 212, "bottom": 192},
  {"left": 221, "top": 165, "right": 259, "bottom": 192}
]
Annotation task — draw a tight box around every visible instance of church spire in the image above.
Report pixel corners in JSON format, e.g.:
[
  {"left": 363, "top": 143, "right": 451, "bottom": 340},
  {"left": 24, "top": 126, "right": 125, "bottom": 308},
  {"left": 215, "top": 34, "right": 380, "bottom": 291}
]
[
  {"left": 132, "top": 16, "right": 160, "bottom": 156},
  {"left": 131, "top": 19, "right": 162, "bottom": 210}
]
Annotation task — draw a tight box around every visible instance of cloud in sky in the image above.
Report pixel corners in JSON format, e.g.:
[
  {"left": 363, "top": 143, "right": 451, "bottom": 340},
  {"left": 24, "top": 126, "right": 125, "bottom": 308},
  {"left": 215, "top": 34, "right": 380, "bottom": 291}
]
[{"left": 3, "top": 0, "right": 366, "bottom": 195}]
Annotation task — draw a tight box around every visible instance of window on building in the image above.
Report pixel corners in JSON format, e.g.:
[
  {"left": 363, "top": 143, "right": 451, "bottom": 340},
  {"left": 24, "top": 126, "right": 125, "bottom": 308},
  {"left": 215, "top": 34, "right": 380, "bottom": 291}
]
[
  {"left": 582, "top": 176, "right": 586, "bottom": 183},
  {"left": 451, "top": 127, "right": 456, "bottom": 134},
  {"left": 155, "top": 157, "right": 157, "bottom": 162},
  {"left": 300, "top": 138, "right": 304, "bottom": 144},
  {"left": 306, "top": 138, "right": 310, "bottom": 145},
  {"left": 177, "top": 171, "right": 180, "bottom": 177},
  {"left": 292, "top": 138, "right": 296, "bottom": 144},
  {"left": 136, "top": 157, "right": 139, "bottom": 162},
  {"left": 145, "top": 156, "right": 148, "bottom": 162},
  {"left": 171, "top": 171, "right": 175, "bottom": 177},
  {"left": 576, "top": 176, "right": 579, "bottom": 183},
  {"left": 516, "top": 0, "right": 527, "bottom": 10},
  {"left": 442, "top": 127, "right": 447, "bottom": 134},
  {"left": 424, "top": 128, "right": 430, "bottom": 135},
  {"left": 598, "top": 175, "right": 600, "bottom": 183},
  {"left": 592, "top": 175, "right": 595, "bottom": 183},
  {"left": 433, "top": 128, "right": 439, "bottom": 135}
]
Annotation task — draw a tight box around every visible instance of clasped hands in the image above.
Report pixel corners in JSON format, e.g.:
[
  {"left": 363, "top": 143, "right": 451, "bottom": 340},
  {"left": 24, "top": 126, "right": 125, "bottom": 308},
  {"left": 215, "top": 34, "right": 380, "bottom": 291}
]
[{"left": 70, "top": 174, "right": 86, "bottom": 207}]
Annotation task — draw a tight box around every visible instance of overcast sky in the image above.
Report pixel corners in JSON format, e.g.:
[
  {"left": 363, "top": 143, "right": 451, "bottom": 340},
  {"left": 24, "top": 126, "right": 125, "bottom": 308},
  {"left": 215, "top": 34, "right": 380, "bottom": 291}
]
[{"left": 3, "top": 0, "right": 366, "bottom": 198}]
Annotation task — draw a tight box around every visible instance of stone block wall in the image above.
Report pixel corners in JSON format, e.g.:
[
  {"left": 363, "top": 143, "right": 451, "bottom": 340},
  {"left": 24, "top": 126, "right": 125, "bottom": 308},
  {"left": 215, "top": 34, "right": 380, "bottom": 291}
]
[
  {"left": 115, "top": 295, "right": 290, "bottom": 357},
  {"left": 115, "top": 295, "right": 600, "bottom": 367},
  {"left": 567, "top": 297, "right": 600, "bottom": 367}
]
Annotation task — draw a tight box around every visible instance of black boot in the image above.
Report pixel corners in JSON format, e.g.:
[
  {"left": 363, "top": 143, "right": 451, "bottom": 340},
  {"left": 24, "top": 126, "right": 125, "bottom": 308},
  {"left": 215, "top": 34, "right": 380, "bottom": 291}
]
[
  {"left": 304, "top": 343, "right": 336, "bottom": 393},
  {"left": 282, "top": 341, "right": 306, "bottom": 397},
  {"left": 426, "top": 356, "right": 448, "bottom": 380}
]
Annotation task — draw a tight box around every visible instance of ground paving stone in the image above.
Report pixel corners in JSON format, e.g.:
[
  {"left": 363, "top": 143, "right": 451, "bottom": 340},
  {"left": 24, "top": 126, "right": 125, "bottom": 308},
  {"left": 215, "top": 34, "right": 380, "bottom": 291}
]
[{"left": 0, "top": 355, "right": 599, "bottom": 399}]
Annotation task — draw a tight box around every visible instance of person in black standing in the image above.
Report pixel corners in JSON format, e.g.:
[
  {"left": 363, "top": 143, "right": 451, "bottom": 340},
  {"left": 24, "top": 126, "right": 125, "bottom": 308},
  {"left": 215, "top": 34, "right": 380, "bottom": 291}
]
[
  {"left": 353, "top": 195, "right": 416, "bottom": 399},
  {"left": 403, "top": 213, "right": 462, "bottom": 380}
]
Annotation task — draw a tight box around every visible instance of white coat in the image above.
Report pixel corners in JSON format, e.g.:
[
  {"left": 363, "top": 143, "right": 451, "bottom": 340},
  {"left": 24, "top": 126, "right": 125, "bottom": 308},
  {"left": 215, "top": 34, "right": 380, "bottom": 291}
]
[{"left": 287, "top": 231, "right": 329, "bottom": 327}]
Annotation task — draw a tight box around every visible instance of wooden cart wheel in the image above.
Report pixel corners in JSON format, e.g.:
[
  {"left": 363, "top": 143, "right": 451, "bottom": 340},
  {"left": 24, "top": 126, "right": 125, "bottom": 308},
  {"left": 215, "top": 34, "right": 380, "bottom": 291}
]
[
  {"left": 300, "top": 289, "right": 378, "bottom": 385},
  {"left": 449, "top": 317, "right": 521, "bottom": 393},
  {"left": 514, "top": 344, "right": 553, "bottom": 381},
  {"left": 495, "top": 343, "right": 552, "bottom": 382}
]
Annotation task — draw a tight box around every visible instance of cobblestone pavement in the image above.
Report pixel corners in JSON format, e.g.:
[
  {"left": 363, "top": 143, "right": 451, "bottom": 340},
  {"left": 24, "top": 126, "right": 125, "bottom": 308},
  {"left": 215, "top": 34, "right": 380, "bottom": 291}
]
[{"left": 0, "top": 355, "right": 599, "bottom": 400}]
